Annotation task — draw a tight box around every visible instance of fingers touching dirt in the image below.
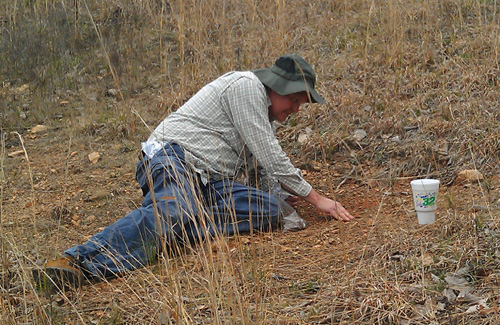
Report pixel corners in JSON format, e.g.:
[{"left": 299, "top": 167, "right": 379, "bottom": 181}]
[{"left": 328, "top": 201, "right": 355, "bottom": 222}]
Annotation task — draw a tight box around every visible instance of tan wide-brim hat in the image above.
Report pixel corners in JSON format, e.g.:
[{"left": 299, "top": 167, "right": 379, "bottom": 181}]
[{"left": 253, "top": 53, "right": 325, "bottom": 104}]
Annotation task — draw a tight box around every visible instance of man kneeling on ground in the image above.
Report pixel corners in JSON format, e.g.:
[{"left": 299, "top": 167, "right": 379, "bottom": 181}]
[{"left": 34, "top": 53, "right": 355, "bottom": 292}]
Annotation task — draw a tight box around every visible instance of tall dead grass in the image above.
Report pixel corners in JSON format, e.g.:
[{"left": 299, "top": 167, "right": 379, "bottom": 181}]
[{"left": 1, "top": 0, "right": 500, "bottom": 323}]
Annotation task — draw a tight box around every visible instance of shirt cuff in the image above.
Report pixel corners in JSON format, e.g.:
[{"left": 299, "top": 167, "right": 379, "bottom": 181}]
[{"left": 294, "top": 180, "right": 313, "bottom": 197}]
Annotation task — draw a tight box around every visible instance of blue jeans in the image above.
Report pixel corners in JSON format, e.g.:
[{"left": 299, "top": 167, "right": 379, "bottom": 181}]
[{"left": 65, "top": 143, "right": 279, "bottom": 279}]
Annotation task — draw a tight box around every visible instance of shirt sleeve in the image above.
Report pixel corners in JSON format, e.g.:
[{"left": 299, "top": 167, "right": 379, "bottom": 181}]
[
  {"left": 221, "top": 77, "right": 313, "bottom": 197},
  {"left": 245, "top": 153, "right": 279, "bottom": 192}
]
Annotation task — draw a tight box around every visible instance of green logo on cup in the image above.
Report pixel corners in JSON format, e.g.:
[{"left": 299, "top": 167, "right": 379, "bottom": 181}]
[
  {"left": 414, "top": 192, "right": 437, "bottom": 209},
  {"left": 422, "top": 196, "right": 435, "bottom": 206}
]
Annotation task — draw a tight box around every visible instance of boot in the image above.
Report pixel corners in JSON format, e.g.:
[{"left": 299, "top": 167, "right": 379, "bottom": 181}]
[{"left": 33, "top": 255, "right": 83, "bottom": 293}]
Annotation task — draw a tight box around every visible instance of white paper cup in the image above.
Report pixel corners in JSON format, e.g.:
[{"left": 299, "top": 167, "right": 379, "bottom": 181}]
[{"left": 410, "top": 179, "right": 440, "bottom": 224}]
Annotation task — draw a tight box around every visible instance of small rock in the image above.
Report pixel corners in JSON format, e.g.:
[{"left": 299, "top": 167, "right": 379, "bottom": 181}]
[
  {"left": 88, "top": 152, "right": 101, "bottom": 164},
  {"left": 352, "top": 129, "right": 367, "bottom": 142},
  {"left": 391, "top": 135, "right": 401, "bottom": 143},
  {"left": 105, "top": 88, "right": 119, "bottom": 97},
  {"left": 297, "top": 133, "right": 308, "bottom": 144},
  {"left": 30, "top": 125, "right": 49, "bottom": 134}
]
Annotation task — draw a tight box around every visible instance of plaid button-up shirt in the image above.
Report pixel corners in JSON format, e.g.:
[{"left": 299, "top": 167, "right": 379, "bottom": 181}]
[{"left": 142, "top": 71, "right": 312, "bottom": 197}]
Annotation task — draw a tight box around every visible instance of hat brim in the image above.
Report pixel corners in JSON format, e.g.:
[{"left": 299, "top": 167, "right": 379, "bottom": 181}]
[{"left": 253, "top": 68, "right": 325, "bottom": 104}]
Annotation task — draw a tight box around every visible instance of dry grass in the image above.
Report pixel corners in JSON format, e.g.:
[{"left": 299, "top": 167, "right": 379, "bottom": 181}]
[{"left": 1, "top": 0, "right": 500, "bottom": 323}]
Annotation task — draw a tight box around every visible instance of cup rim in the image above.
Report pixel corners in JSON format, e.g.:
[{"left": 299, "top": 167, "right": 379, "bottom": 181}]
[{"left": 410, "top": 178, "right": 440, "bottom": 186}]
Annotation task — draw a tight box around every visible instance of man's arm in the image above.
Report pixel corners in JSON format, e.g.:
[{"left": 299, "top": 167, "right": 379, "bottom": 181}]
[
  {"left": 244, "top": 154, "right": 279, "bottom": 192},
  {"left": 281, "top": 184, "right": 354, "bottom": 222},
  {"left": 226, "top": 77, "right": 313, "bottom": 197}
]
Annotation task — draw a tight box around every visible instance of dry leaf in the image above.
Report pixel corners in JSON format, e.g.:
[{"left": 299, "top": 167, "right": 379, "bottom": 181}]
[
  {"left": 466, "top": 298, "right": 489, "bottom": 314},
  {"left": 443, "top": 288, "right": 457, "bottom": 302},
  {"left": 444, "top": 274, "right": 473, "bottom": 298},
  {"left": 422, "top": 252, "right": 433, "bottom": 266},
  {"left": 456, "top": 169, "right": 483, "bottom": 183},
  {"left": 16, "top": 84, "right": 29, "bottom": 93}
]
